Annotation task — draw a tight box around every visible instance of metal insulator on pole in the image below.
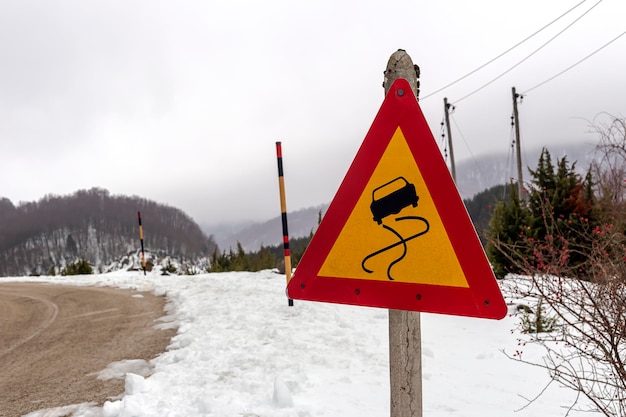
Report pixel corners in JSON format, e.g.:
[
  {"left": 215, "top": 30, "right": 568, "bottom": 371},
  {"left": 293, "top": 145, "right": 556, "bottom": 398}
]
[
  {"left": 275, "top": 141, "right": 294, "bottom": 306},
  {"left": 443, "top": 97, "right": 456, "bottom": 182}
]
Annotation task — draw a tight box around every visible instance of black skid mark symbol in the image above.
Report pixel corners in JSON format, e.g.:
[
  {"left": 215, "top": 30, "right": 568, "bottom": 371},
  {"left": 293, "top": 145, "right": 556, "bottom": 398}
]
[
  {"left": 361, "top": 216, "right": 430, "bottom": 280},
  {"left": 381, "top": 224, "right": 406, "bottom": 281}
]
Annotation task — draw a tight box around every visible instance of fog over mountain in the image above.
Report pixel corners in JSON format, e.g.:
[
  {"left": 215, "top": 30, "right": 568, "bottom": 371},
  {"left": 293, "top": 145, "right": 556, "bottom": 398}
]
[
  {"left": 209, "top": 142, "right": 595, "bottom": 252},
  {"left": 455, "top": 141, "right": 595, "bottom": 199}
]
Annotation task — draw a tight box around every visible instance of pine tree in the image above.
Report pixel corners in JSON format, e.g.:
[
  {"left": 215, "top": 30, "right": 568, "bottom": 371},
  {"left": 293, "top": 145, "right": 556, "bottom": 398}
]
[
  {"left": 61, "top": 259, "right": 93, "bottom": 275},
  {"left": 487, "top": 148, "right": 596, "bottom": 278},
  {"left": 526, "top": 149, "right": 594, "bottom": 274},
  {"left": 232, "top": 242, "right": 249, "bottom": 271},
  {"left": 486, "top": 182, "right": 529, "bottom": 277},
  {"left": 208, "top": 248, "right": 230, "bottom": 272}
]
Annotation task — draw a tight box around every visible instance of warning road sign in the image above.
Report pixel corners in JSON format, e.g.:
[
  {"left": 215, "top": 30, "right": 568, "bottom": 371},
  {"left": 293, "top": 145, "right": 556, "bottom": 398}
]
[{"left": 287, "top": 79, "right": 507, "bottom": 319}]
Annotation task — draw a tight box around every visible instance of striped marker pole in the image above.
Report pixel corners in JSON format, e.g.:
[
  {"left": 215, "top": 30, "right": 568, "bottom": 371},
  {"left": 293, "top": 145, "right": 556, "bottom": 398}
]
[
  {"left": 275, "top": 141, "right": 293, "bottom": 306},
  {"left": 137, "top": 211, "right": 147, "bottom": 275}
]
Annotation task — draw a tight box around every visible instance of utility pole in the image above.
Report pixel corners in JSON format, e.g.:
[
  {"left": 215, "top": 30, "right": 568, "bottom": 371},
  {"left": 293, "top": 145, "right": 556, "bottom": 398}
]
[
  {"left": 383, "top": 49, "right": 423, "bottom": 417},
  {"left": 443, "top": 97, "right": 456, "bottom": 182},
  {"left": 511, "top": 87, "right": 524, "bottom": 200}
]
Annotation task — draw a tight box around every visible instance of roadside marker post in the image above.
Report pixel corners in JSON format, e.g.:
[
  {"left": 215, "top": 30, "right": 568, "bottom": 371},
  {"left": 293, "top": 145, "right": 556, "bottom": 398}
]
[
  {"left": 137, "top": 211, "right": 147, "bottom": 275},
  {"left": 275, "top": 141, "right": 294, "bottom": 306}
]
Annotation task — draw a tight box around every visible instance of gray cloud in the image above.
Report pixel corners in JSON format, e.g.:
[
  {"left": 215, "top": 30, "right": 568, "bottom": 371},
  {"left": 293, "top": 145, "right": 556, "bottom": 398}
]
[{"left": 1, "top": 0, "right": 624, "bottom": 226}]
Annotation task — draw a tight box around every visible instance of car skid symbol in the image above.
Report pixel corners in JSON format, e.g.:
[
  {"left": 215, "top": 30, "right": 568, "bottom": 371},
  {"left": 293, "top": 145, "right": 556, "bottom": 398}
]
[
  {"left": 370, "top": 176, "right": 419, "bottom": 224},
  {"left": 363, "top": 176, "right": 430, "bottom": 280}
]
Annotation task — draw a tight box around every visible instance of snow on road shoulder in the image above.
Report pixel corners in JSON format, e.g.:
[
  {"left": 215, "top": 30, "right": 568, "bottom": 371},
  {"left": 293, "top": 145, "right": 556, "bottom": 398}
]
[
  {"left": 107, "top": 271, "right": 389, "bottom": 417},
  {"left": 9, "top": 271, "right": 603, "bottom": 416}
]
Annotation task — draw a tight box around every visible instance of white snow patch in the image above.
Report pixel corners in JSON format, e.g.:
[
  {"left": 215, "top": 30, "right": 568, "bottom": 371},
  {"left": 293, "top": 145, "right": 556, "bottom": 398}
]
[
  {"left": 23, "top": 402, "right": 101, "bottom": 417},
  {"left": 4, "top": 270, "right": 607, "bottom": 417},
  {"left": 92, "top": 359, "right": 153, "bottom": 380},
  {"left": 272, "top": 376, "right": 295, "bottom": 408}
]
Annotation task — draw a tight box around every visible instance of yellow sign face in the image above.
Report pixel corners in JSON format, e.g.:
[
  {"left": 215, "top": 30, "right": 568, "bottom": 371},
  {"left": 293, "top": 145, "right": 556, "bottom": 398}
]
[
  {"left": 288, "top": 78, "right": 506, "bottom": 318},
  {"left": 318, "top": 127, "right": 469, "bottom": 287}
]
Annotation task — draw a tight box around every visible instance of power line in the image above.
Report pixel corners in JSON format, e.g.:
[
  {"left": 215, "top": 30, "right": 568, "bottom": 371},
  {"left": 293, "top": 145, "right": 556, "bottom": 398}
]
[
  {"left": 421, "top": 0, "right": 590, "bottom": 100},
  {"left": 452, "top": 0, "right": 604, "bottom": 105},
  {"left": 522, "top": 31, "right": 626, "bottom": 94},
  {"left": 449, "top": 113, "right": 488, "bottom": 183}
]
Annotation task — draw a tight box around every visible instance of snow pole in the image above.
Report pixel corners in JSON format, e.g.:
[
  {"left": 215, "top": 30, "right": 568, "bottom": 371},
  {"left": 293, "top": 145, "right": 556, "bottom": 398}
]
[
  {"left": 137, "top": 211, "right": 147, "bottom": 275},
  {"left": 275, "top": 141, "right": 294, "bottom": 306}
]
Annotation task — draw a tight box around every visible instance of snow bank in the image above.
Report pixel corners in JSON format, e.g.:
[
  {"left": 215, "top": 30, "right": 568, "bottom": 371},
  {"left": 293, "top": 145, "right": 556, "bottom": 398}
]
[{"left": 8, "top": 270, "right": 603, "bottom": 416}]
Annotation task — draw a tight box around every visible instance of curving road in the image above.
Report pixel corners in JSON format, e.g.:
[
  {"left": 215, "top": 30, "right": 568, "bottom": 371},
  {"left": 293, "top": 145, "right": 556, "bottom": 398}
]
[{"left": 0, "top": 282, "right": 176, "bottom": 416}]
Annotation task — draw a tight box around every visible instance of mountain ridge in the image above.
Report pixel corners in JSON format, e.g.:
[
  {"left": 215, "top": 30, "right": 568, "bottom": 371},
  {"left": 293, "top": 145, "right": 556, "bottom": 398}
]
[
  {"left": 0, "top": 188, "right": 217, "bottom": 276},
  {"left": 208, "top": 141, "right": 596, "bottom": 252}
]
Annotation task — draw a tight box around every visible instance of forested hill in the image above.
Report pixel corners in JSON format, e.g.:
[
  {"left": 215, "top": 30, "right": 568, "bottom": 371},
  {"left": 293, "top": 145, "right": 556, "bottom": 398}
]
[{"left": 0, "top": 188, "right": 217, "bottom": 276}]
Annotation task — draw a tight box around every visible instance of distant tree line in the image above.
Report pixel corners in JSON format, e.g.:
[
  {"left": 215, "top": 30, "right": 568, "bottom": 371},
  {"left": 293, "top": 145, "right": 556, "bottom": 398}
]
[
  {"left": 463, "top": 183, "right": 511, "bottom": 245},
  {"left": 207, "top": 234, "right": 312, "bottom": 273},
  {"left": 0, "top": 187, "right": 217, "bottom": 276},
  {"left": 205, "top": 188, "right": 511, "bottom": 274},
  {"left": 207, "top": 210, "right": 322, "bottom": 273}
]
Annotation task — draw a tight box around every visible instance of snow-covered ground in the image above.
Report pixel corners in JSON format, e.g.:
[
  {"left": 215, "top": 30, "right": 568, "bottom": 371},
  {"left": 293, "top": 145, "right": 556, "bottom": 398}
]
[{"left": 4, "top": 270, "right": 602, "bottom": 417}]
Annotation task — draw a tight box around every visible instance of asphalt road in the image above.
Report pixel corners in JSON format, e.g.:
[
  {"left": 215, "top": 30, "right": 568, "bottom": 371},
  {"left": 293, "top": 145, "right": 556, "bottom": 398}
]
[{"left": 0, "top": 282, "right": 176, "bottom": 416}]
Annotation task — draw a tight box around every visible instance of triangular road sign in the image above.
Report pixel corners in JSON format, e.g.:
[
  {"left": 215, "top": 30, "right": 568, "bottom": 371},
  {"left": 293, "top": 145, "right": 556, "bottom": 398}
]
[{"left": 287, "top": 79, "right": 507, "bottom": 319}]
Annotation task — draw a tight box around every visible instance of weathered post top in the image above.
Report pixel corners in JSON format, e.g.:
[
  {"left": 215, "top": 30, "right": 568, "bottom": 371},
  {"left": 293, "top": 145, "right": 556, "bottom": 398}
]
[{"left": 383, "top": 49, "right": 420, "bottom": 100}]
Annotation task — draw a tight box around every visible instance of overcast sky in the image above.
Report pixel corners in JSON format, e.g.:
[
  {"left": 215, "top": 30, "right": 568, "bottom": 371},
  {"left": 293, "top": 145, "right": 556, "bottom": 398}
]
[{"left": 1, "top": 0, "right": 624, "bottom": 227}]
